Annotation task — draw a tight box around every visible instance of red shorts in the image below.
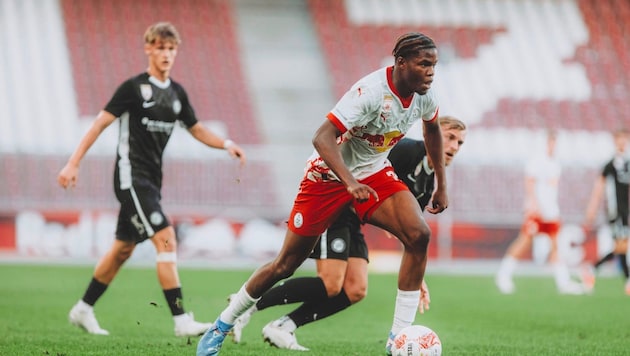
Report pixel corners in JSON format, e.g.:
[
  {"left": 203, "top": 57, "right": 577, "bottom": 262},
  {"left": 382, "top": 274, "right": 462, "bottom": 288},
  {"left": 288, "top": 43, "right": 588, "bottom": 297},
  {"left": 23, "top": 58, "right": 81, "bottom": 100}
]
[
  {"left": 287, "top": 166, "right": 409, "bottom": 236},
  {"left": 521, "top": 215, "right": 561, "bottom": 238}
]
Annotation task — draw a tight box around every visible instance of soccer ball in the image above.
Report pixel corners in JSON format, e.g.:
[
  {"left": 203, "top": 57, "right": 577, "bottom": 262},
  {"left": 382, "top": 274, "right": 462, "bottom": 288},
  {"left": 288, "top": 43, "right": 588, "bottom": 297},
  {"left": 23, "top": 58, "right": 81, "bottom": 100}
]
[{"left": 391, "top": 325, "right": 442, "bottom": 356}]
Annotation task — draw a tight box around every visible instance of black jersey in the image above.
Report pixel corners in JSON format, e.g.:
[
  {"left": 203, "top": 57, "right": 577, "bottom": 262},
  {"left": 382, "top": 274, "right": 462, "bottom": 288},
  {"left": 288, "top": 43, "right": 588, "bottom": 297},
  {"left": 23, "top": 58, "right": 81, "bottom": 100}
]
[
  {"left": 602, "top": 156, "right": 630, "bottom": 221},
  {"left": 104, "top": 73, "right": 198, "bottom": 190},
  {"left": 387, "top": 137, "right": 434, "bottom": 211}
]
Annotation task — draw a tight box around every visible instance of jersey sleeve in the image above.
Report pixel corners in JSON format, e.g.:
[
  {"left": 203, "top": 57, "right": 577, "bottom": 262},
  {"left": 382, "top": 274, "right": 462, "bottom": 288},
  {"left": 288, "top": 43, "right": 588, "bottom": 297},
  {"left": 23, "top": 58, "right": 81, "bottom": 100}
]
[
  {"left": 420, "top": 90, "right": 439, "bottom": 122},
  {"left": 174, "top": 84, "right": 198, "bottom": 128},
  {"left": 104, "top": 79, "right": 135, "bottom": 117},
  {"left": 328, "top": 83, "right": 380, "bottom": 132}
]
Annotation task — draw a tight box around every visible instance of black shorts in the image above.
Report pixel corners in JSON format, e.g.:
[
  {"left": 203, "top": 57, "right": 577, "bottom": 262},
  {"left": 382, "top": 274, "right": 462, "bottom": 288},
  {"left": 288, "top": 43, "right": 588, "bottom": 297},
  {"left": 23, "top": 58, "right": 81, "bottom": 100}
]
[
  {"left": 609, "top": 215, "right": 629, "bottom": 240},
  {"left": 310, "top": 209, "right": 369, "bottom": 262},
  {"left": 114, "top": 183, "right": 170, "bottom": 243}
]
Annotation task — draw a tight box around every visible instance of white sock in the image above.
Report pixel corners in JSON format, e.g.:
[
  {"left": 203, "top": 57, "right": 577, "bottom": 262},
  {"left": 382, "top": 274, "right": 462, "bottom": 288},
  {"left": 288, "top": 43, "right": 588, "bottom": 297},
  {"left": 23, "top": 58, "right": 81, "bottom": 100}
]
[
  {"left": 220, "top": 284, "right": 258, "bottom": 325},
  {"left": 498, "top": 256, "right": 517, "bottom": 278},
  {"left": 390, "top": 289, "right": 421, "bottom": 335}
]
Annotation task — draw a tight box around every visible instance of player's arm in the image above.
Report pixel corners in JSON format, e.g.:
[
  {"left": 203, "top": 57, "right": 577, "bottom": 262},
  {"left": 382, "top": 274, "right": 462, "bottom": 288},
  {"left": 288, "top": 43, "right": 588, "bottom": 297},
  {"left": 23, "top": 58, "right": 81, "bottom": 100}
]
[
  {"left": 312, "top": 120, "right": 377, "bottom": 202},
  {"left": 188, "top": 122, "right": 246, "bottom": 165},
  {"left": 57, "top": 110, "right": 117, "bottom": 189},
  {"left": 422, "top": 118, "right": 447, "bottom": 213},
  {"left": 584, "top": 175, "right": 605, "bottom": 226},
  {"left": 523, "top": 175, "right": 539, "bottom": 217}
]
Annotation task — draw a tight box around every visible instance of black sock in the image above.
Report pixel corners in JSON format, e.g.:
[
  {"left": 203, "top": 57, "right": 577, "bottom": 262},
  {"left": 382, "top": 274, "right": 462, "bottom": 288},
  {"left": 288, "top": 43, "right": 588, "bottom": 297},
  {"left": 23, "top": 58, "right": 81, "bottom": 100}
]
[
  {"left": 257, "top": 277, "right": 327, "bottom": 311},
  {"left": 163, "top": 287, "right": 185, "bottom": 316},
  {"left": 82, "top": 278, "right": 108, "bottom": 306},
  {"left": 289, "top": 289, "right": 353, "bottom": 327},
  {"left": 619, "top": 254, "right": 629, "bottom": 279},
  {"left": 594, "top": 252, "right": 615, "bottom": 269}
]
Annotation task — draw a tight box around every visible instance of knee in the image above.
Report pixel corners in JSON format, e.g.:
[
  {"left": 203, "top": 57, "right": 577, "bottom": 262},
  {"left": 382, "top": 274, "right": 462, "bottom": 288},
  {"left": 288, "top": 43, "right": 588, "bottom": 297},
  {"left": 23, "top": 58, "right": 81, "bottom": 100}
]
[
  {"left": 405, "top": 223, "right": 431, "bottom": 253},
  {"left": 153, "top": 227, "right": 177, "bottom": 253},
  {"left": 115, "top": 244, "right": 134, "bottom": 261},
  {"left": 344, "top": 284, "right": 367, "bottom": 304},
  {"left": 270, "top": 260, "right": 298, "bottom": 280},
  {"left": 322, "top": 277, "right": 344, "bottom": 297}
]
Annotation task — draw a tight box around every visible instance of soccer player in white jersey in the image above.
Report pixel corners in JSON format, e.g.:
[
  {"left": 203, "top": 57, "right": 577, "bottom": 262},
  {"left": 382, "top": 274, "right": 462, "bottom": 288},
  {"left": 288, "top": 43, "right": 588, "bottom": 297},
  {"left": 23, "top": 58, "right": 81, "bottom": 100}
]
[
  {"left": 57, "top": 22, "right": 246, "bottom": 337},
  {"left": 197, "top": 32, "right": 447, "bottom": 356},
  {"left": 227, "top": 117, "right": 466, "bottom": 352},
  {"left": 496, "top": 129, "right": 584, "bottom": 295}
]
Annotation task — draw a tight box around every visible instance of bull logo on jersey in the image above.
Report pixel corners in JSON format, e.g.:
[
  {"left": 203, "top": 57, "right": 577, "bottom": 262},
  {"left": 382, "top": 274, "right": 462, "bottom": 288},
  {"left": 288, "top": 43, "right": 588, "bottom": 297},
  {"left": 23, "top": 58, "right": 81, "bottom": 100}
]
[
  {"left": 140, "top": 84, "right": 153, "bottom": 101},
  {"left": 359, "top": 130, "right": 404, "bottom": 153}
]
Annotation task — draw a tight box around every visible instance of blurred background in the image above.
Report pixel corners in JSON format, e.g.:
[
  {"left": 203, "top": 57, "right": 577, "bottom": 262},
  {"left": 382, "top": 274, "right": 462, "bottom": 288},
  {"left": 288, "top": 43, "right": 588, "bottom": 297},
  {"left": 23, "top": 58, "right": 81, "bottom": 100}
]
[{"left": 0, "top": 0, "right": 627, "bottom": 271}]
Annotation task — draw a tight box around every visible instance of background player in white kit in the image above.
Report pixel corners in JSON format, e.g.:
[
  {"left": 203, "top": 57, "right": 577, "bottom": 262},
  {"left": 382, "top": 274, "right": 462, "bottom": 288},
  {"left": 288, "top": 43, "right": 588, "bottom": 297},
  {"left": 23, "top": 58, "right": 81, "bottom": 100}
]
[
  {"left": 495, "top": 130, "right": 584, "bottom": 295},
  {"left": 57, "top": 22, "right": 246, "bottom": 337},
  {"left": 197, "top": 32, "right": 447, "bottom": 356}
]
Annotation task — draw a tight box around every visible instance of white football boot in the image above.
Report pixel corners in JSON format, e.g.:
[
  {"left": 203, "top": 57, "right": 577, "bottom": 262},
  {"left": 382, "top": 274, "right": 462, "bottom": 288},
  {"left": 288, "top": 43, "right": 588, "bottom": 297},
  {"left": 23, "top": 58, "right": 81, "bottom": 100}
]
[
  {"left": 174, "top": 312, "right": 212, "bottom": 337},
  {"left": 495, "top": 274, "right": 515, "bottom": 294},
  {"left": 262, "top": 317, "right": 309, "bottom": 351},
  {"left": 68, "top": 301, "right": 109, "bottom": 335}
]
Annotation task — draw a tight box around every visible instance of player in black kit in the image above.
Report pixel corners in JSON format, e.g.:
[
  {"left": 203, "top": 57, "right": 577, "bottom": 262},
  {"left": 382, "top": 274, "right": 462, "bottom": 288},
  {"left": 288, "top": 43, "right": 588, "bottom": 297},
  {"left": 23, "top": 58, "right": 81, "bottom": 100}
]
[
  {"left": 57, "top": 22, "right": 246, "bottom": 337},
  {"left": 228, "top": 117, "right": 466, "bottom": 351},
  {"left": 583, "top": 128, "right": 630, "bottom": 295}
]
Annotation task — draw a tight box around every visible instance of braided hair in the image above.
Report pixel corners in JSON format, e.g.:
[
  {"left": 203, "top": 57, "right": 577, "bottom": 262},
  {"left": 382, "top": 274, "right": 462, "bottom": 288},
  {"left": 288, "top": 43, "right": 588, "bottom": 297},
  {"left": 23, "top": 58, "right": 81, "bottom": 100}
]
[{"left": 392, "top": 32, "right": 436, "bottom": 59}]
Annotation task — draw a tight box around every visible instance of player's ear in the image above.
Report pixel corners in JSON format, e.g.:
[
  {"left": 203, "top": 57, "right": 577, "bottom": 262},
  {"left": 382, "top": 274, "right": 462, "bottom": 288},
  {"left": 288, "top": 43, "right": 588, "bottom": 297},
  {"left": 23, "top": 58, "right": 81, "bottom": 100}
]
[{"left": 144, "top": 43, "right": 151, "bottom": 55}]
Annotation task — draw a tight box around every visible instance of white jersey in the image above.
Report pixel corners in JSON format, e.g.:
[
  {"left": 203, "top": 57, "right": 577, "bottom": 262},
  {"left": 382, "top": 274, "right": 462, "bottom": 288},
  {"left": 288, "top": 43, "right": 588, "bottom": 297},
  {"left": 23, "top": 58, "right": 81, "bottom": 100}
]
[
  {"left": 525, "top": 154, "right": 561, "bottom": 220},
  {"left": 305, "top": 66, "right": 439, "bottom": 181}
]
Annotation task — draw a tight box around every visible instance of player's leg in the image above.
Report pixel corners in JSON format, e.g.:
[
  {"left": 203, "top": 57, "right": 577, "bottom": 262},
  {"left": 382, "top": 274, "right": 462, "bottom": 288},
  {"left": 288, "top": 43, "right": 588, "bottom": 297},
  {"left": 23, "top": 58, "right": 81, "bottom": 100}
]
[
  {"left": 148, "top": 226, "right": 212, "bottom": 336},
  {"left": 258, "top": 213, "right": 364, "bottom": 349},
  {"left": 623, "top": 238, "right": 630, "bottom": 295},
  {"left": 230, "top": 272, "right": 330, "bottom": 344},
  {"left": 367, "top": 190, "right": 428, "bottom": 355},
  {"left": 198, "top": 229, "right": 320, "bottom": 356},
  {"left": 69, "top": 238, "right": 135, "bottom": 335},
  {"left": 197, "top": 179, "right": 349, "bottom": 356},
  {"left": 496, "top": 223, "right": 534, "bottom": 294},
  {"left": 69, "top": 197, "right": 140, "bottom": 336}
]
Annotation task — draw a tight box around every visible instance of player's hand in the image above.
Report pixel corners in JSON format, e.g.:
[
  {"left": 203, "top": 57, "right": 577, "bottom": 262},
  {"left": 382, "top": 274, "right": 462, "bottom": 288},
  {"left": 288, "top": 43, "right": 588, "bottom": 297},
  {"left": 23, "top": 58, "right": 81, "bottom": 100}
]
[
  {"left": 419, "top": 279, "right": 431, "bottom": 314},
  {"left": 57, "top": 163, "right": 79, "bottom": 189},
  {"left": 225, "top": 142, "right": 247, "bottom": 166},
  {"left": 426, "top": 188, "right": 447, "bottom": 214},
  {"left": 346, "top": 182, "right": 379, "bottom": 203}
]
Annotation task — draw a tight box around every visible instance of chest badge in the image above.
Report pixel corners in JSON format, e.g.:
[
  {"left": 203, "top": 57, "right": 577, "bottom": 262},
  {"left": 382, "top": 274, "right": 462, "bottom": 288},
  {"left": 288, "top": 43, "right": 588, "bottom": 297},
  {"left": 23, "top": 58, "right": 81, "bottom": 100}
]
[{"left": 140, "top": 84, "right": 153, "bottom": 101}]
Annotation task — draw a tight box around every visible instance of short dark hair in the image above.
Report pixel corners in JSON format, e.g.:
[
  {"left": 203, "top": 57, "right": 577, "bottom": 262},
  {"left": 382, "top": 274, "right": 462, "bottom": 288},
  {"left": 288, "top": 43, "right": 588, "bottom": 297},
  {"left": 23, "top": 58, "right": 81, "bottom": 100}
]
[{"left": 392, "top": 32, "right": 436, "bottom": 59}]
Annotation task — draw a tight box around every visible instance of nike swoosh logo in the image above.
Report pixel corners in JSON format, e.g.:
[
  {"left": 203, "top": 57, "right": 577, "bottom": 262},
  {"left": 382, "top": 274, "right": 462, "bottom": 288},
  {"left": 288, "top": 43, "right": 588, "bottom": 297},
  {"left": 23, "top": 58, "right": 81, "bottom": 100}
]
[{"left": 142, "top": 101, "right": 156, "bottom": 108}]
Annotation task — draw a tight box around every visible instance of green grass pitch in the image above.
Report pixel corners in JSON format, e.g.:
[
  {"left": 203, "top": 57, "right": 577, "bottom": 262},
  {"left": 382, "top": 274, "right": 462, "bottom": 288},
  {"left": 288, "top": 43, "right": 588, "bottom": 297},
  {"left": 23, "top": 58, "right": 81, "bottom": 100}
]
[{"left": 0, "top": 264, "right": 628, "bottom": 355}]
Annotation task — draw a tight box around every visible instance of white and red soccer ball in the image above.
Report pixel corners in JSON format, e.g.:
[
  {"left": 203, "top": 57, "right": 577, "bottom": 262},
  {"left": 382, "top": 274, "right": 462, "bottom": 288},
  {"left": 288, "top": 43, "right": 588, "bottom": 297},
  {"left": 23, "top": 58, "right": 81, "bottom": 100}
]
[{"left": 392, "top": 325, "right": 442, "bottom": 356}]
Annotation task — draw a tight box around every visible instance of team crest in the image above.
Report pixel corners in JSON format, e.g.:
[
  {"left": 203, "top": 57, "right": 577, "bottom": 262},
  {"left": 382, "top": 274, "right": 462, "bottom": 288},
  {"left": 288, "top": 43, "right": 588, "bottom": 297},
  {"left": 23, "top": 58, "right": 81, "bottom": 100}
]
[
  {"left": 383, "top": 94, "right": 393, "bottom": 113},
  {"left": 150, "top": 211, "right": 164, "bottom": 225},
  {"left": 140, "top": 84, "right": 153, "bottom": 101},
  {"left": 331, "top": 238, "right": 346, "bottom": 253},
  {"left": 173, "top": 99, "right": 182, "bottom": 114},
  {"left": 293, "top": 212, "right": 303, "bottom": 228}
]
